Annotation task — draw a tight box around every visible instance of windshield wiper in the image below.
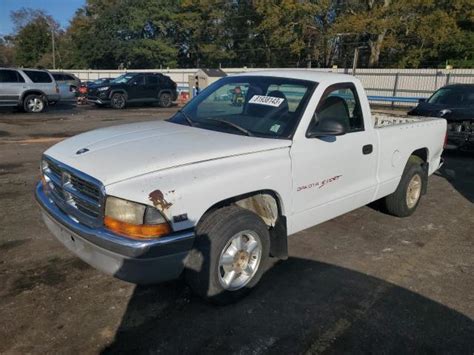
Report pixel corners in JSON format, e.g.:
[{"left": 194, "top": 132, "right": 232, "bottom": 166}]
[
  {"left": 177, "top": 109, "right": 196, "bottom": 127},
  {"left": 205, "top": 118, "right": 254, "bottom": 137}
]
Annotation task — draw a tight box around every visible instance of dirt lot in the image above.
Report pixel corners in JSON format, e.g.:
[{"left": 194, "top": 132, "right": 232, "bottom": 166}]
[{"left": 0, "top": 103, "right": 473, "bottom": 354}]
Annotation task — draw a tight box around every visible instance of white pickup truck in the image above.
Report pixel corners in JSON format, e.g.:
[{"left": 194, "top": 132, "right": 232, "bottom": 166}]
[{"left": 36, "top": 71, "right": 446, "bottom": 303}]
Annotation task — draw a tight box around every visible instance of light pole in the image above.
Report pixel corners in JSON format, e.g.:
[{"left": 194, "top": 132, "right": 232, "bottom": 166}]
[{"left": 51, "top": 27, "right": 56, "bottom": 69}]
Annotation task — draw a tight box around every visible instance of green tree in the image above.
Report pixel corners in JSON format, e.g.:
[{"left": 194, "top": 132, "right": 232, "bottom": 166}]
[
  {"left": 11, "top": 8, "right": 58, "bottom": 68},
  {"left": 254, "top": 0, "right": 334, "bottom": 67},
  {"left": 333, "top": 0, "right": 473, "bottom": 68}
]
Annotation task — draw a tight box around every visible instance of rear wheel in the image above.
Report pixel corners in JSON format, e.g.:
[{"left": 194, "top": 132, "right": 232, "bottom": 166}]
[
  {"left": 185, "top": 206, "right": 270, "bottom": 304},
  {"left": 110, "top": 93, "right": 126, "bottom": 109},
  {"left": 159, "top": 92, "right": 172, "bottom": 108},
  {"left": 23, "top": 94, "right": 46, "bottom": 113},
  {"left": 384, "top": 156, "right": 425, "bottom": 217}
]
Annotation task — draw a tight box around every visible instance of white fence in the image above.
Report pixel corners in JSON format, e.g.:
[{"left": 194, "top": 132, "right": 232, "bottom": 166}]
[{"left": 57, "top": 67, "right": 474, "bottom": 106}]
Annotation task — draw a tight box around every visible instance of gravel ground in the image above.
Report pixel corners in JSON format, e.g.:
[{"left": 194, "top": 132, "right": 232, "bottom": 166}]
[{"left": 0, "top": 103, "right": 473, "bottom": 354}]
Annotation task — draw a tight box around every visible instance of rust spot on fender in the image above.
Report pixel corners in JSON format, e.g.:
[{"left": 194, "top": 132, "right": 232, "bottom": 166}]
[{"left": 148, "top": 190, "right": 173, "bottom": 210}]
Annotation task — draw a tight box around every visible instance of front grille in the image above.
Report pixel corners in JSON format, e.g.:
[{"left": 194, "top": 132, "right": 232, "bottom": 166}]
[{"left": 42, "top": 156, "right": 104, "bottom": 227}]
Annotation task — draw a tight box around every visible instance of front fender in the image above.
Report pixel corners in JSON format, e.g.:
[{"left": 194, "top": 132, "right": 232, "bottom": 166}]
[
  {"left": 105, "top": 148, "right": 292, "bottom": 231},
  {"left": 108, "top": 89, "right": 128, "bottom": 100}
]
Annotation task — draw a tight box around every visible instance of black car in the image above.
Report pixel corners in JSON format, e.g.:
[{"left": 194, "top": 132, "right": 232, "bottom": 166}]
[
  {"left": 408, "top": 84, "right": 474, "bottom": 151},
  {"left": 87, "top": 72, "right": 178, "bottom": 109}
]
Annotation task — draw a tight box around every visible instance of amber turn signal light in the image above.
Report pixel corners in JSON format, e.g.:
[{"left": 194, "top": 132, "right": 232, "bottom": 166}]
[{"left": 104, "top": 216, "right": 171, "bottom": 239}]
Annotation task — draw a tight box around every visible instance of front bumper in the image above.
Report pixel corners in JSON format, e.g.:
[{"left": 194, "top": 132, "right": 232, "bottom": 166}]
[
  {"left": 35, "top": 182, "right": 195, "bottom": 284},
  {"left": 86, "top": 96, "right": 110, "bottom": 105}
]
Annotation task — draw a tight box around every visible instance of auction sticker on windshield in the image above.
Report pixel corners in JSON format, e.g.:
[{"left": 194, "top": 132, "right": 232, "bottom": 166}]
[{"left": 249, "top": 95, "right": 284, "bottom": 107}]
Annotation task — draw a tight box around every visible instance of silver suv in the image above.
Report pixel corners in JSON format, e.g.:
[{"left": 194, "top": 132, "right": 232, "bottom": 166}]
[{"left": 0, "top": 68, "right": 60, "bottom": 113}]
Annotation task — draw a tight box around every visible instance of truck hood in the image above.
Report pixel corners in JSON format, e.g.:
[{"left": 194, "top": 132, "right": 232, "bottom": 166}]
[{"left": 45, "top": 120, "right": 291, "bottom": 185}]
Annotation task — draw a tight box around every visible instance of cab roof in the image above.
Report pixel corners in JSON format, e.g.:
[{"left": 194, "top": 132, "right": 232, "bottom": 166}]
[{"left": 232, "top": 70, "right": 358, "bottom": 85}]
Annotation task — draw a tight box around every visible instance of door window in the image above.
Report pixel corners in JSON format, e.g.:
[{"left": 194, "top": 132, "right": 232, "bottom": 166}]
[
  {"left": 130, "top": 75, "right": 145, "bottom": 86},
  {"left": 0, "top": 70, "right": 22, "bottom": 83},
  {"left": 146, "top": 75, "right": 159, "bottom": 85},
  {"left": 310, "top": 84, "right": 364, "bottom": 134},
  {"left": 23, "top": 70, "right": 52, "bottom": 83}
]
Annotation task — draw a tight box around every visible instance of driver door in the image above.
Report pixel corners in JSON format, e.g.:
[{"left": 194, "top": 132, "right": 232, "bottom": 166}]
[
  {"left": 127, "top": 75, "right": 146, "bottom": 100},
  {"left": 290, "top": 83, "right": 377, "bottom": 233}
]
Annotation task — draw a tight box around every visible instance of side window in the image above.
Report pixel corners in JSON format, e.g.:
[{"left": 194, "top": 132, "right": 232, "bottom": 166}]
[
  {"left": 311, "top": 84, "right": 364, "bottom": 133},
  {"left": 52, "top": 74, "right": 62, "bottom": 81},
  {"left": 0, "top": 70, "right": 21, "bottom": 83},
  {"left": 130, "top": 75, "right": 145, "bottom": 85},
  {"left": 146, "top": 75, "right": 158, "bottom": 85},
  {"left": 23, "top": 70, "right": 53, "bottom": 83}
]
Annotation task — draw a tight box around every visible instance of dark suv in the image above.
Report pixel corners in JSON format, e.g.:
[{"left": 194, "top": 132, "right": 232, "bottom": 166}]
[
  {"left": 87, "top": 72, "right": 177, "bottom": 109},
  {"left": 408, "top": 84, "right": 474, "bottom": 151}
]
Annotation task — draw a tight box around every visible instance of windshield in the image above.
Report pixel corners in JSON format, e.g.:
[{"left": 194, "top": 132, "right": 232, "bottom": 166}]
[
  {"left": 428, "top": 86, "right": 474, "bottom": 106},
  {"left": 111, "top": 74, "right": 135, "bottom": 84},
  {"left": 169, "top": 75, "right": 317, "bottom": 138}
]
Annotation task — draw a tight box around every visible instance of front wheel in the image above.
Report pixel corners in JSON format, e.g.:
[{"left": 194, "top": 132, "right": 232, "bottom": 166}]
[
  {"left": 185, "top": 206, "right": 270, "bottom": 304},
  {"left": 23, "top": 94, "right": 46, "bottom": 113},
  {"left": 383, "top": 156, "right": 425, "bottom": 217},
  {"left": 110, "top": 93, "right": 126, "bottom": 109}
]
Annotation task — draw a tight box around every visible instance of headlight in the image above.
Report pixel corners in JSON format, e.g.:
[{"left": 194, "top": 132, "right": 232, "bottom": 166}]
[
  {"left": 97, "top": 86, "right": 110, "bottom": 91},
  {"left": 104, "top": 196, "right": 171, "bottom": 239}
]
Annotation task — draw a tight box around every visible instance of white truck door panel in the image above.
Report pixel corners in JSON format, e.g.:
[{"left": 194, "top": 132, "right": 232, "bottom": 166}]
[
  {"left": 290, "top": 131, "right": 377, "bottom": 233},
  {"left": 289, "top": 83, "right": 377, "bottom": 234}
]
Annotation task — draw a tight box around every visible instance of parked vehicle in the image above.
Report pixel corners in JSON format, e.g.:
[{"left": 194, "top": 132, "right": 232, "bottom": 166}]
[
  {"left": 36, "top": 71, "right": 446, "bottom": 303},
  {"left": 408, "top": 84, "right": 474, "bottom": 151},
  {"left": 0, "top": 68, "right": 60, "bottom": 113},
  {"left": 51, "top": 72, "right": 81, "bottom": 90},
  {"left": 87, "top": 72, "right": 177, "bottom": 109}
]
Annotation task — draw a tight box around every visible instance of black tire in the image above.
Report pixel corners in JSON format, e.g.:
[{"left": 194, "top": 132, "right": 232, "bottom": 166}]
[
  {"left": 185, "top": 205, "right": 270, "bottom": 305},
  {"left": 110, "top": 93, "right": 126, "bottom": 109},
  {"left": 383, "top": 156, "right": 425, "bottom": 217},
  {"left": 23, "top": 94, "right": 46, "bottom": 113},
  {"left": 159, "top": 92, "right": 172, "bottom": 108}
]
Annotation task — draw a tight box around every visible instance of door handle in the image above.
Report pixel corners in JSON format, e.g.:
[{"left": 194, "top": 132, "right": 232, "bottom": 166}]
[{"left": 362, "top": 144, "right": 373, "bottom": 155}]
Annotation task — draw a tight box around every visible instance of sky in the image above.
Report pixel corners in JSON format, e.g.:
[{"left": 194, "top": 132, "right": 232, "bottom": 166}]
[{"left": 0, "top": 0, "right": 85, "bottom": 35}]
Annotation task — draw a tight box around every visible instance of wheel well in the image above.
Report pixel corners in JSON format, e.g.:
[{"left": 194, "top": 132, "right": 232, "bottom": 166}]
[
  {"left": 21, "top": 90, "right": 46, "bottom": 102},
  {"left": 409, "top": 148, "right": 429, "bottom": 194},
  {"left": 110, "top": 90, "right": 127, "bottom": 99},
  {"left": 199, "top": 190, "right": 288, "bottom": 259},
  {"left": 158, "top": 89, "right": 172, "bottom": 97},
  {"left": 411, "top": 148, "right": 428, "bottom": 162}
]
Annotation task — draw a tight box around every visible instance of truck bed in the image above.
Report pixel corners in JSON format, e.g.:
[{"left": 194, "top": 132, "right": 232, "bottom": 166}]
[{"left": 373, "top": 113, "right": 437, "bottom": 128}]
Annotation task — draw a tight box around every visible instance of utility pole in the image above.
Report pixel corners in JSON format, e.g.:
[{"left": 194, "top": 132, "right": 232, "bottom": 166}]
[{"left": 51, "top": 28, "right": 56, "bottom": 69}]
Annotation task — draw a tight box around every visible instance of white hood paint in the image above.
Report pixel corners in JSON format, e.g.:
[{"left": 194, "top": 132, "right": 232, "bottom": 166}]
[{"left": 45, "top": 120, "right": 291, "bottom": 185}]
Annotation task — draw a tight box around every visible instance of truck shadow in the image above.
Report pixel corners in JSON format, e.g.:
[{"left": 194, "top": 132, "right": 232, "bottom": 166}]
[
  {"left": 437, "top": 151, "right": 474, "bottom": 203},
  {"left": 102, "top": 257, "right": 473, "bottom": 354}
]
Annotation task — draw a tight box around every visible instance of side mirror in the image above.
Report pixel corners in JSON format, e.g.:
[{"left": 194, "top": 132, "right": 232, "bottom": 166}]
[
  {"left": 308, "top": 118, "right": 346, "bottom": 138},
  {"left": 418, "top": 98, "right": 427, "bottom": 103}
]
